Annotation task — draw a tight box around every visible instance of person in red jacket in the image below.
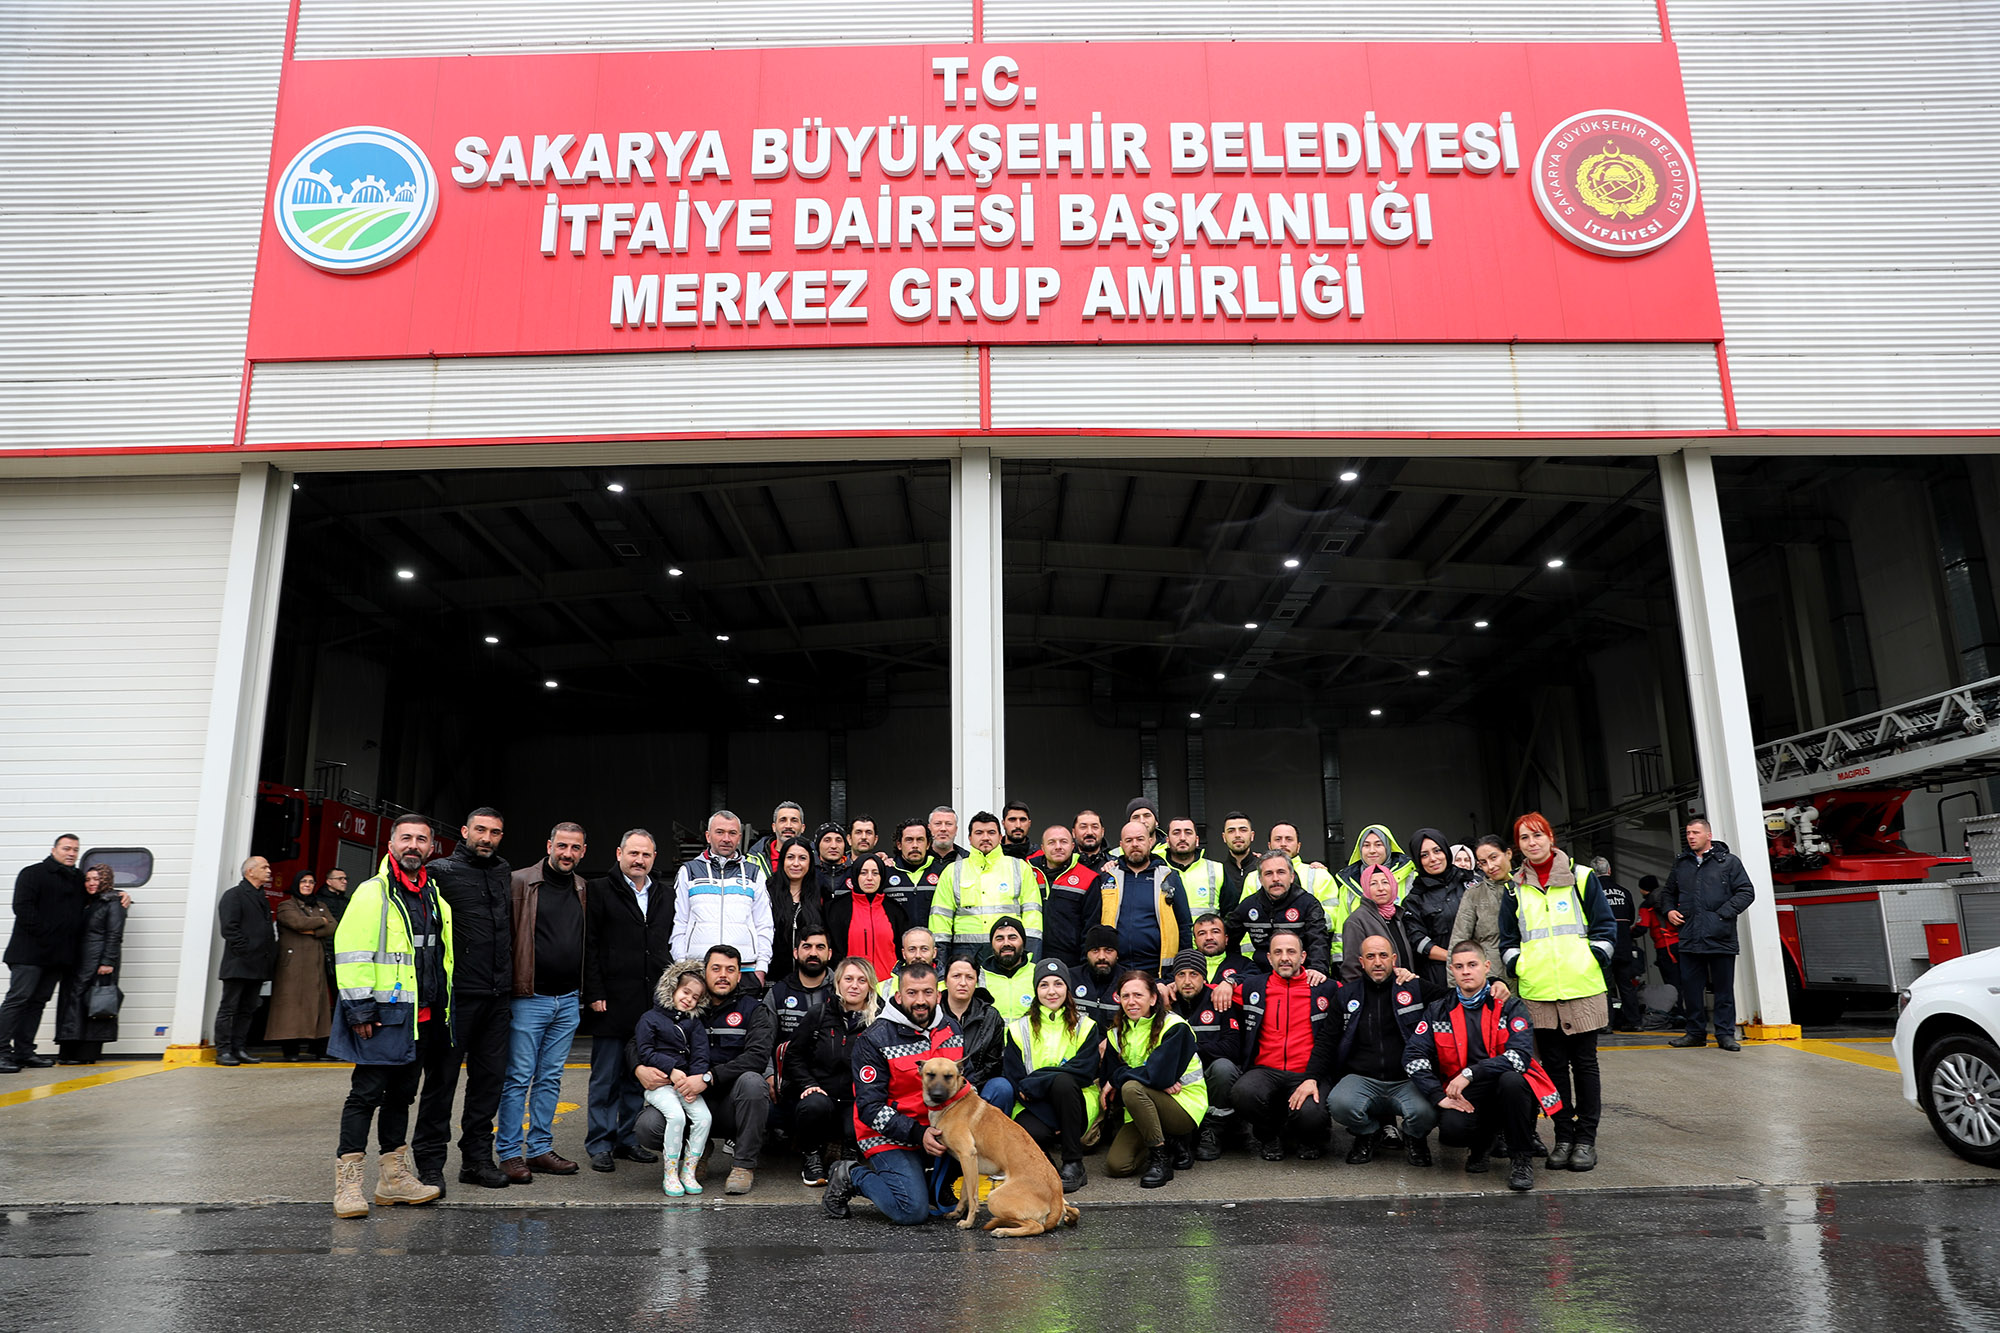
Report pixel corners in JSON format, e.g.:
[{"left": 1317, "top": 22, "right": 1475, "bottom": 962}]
[
  {"left": 1637, "top": 874, "right": 1684, "bottom": 1026},
  {"left": 1227, "top": 927, "right": 1341, "bottom": 1160},
  {"left": 821, "top": 963, "right": 961, "bottom": 1224}
]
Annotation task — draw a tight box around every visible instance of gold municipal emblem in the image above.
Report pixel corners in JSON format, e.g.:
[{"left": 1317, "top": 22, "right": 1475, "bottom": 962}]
[{"left": 1574, "top": 139, "right": 1659, "bottom": 219}]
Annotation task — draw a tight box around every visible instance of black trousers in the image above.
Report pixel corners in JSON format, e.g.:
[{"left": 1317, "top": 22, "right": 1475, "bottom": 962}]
[
  {"left": 1018, "top": 1071, "right": 1091, "bottom": 1161},
  {"left": 1681, "top": 952, "right": 1738, "bottom": 1039},
  {"left": 0, "top": 964, "right": 60, "bottom": 1057},
  {"left": 1534, "top": 1027, "right": 1601, "bottom": 1145},
  {"left": 794, "top": 1090, "right": 854, "bottom": 1149},
  {"left": 413, "top": 992, "right": 511, "bottom": 1168},
  {"left": 1436, "top": 1068, "right": 1539, "bottom": 1156},
  {"left": 1231, "top": 1067, "right": 1332, "bottom": 1146},
  {"left": 339, "top": 1018, "right": 449, "bottom": 1157},
  {"left": 213, "top": 978, "right": 263, "bottom": 1050}
]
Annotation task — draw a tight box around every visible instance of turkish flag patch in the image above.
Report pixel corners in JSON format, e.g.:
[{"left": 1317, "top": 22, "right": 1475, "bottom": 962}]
[{"left": 858, "top": 1065, "right": 878, "bottom": 1083}]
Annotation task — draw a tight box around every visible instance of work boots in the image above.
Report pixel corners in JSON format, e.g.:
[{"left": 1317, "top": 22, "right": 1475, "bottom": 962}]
[
  {"left": 459, "top": 1154, "right": 510, "bottom": 1189},
  {"left": 215, "top": 1043, "right": 242, "bottom": 1067},
  {"left": 1508, "top": 1153, "right": 1536, "bottom": 1191},
  {"left": 1139, "top": 1143, "right": 1175, "bottom": 1188},
  {"left": 1345, "top": 1132, "right": 1378, "bottom": 1165},
  {"left": 333, "top": 1153, "right": 369, "bottom": 1218},
  {"left": 1404, "top": 1134, "right": 1433, "bottom": 1168},
  {"left": 1194, "top": 1122, "right": 1223, "bottom": 1161},
  {"left": 373, "top": 1145, "right": 442, "bottom": 1207},
  {"left": 1171, "top": 1134, "right": 1196, "bottom": 1171}
]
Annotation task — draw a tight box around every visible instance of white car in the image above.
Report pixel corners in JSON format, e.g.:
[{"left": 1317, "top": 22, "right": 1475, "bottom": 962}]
[{"left": 1895, "top": 945, "right": 2000, "bottom": 1168}]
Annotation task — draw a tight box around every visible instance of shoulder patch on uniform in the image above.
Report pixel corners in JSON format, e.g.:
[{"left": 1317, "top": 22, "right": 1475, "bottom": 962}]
[
  {"left": 785, "top": 996, "right": 798, "bottom": 1008},
  {"left": 1317, "top": 996, "right": 1329, "bottom": 1011},
  {"left": 1415, "top": 1020, "right": 1429, "bottom": 1035},
  {"left": 726, "top": 1011, "right": 743, "bottom": 1026},
  {"left": 1248, "top": 908, "right": 1259, "bottom": 920},
  {"left": 1345, "top": 998, "right": 1360, "bottom": 1012},
  {"left": 1285, "top": 907, "right": 1300, "bottom": 921},
  {"left": 858, "top": 1064, "right": 878, "bottom": 1083},
  {"left": 1396, "top": 990, "right": 1412, "bottom": 1005},
  {"left": 1511, "top": 1017, "right": 1528, "bottom": 1031},
  {"left": 1201, "top": 1010, "right": 1215, "bottom": 1024}
]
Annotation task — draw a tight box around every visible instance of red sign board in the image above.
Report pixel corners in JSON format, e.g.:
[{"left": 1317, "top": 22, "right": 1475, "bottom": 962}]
[{"left": 247, "top": 42, "right": 1721, "bottom": 360}]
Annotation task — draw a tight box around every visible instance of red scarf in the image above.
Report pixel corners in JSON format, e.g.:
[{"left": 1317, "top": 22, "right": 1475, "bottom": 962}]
[
  {"left": 387, "top": 858, "right": 434, "bottom": 1021},
  {"left": 849, "top": 892, "right": 897, "bottom": 979},
  {"left": 1433, "top": 996, "right": 1563, "bottom": 1115}
]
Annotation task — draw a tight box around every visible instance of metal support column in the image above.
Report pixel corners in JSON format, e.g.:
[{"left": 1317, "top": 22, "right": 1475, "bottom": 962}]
[
  {"left": 952, "top": 446, "right": 1005, "bottom": 818},
  {"left": 171, "top": 464, "right": 292, "bottom": 1049},
  {"left": 1659, "top": 448, "right": 1792, "bottom": 1029}
]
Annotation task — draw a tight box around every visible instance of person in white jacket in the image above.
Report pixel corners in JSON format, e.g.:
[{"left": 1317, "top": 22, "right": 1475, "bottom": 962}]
[{"left": 672, "top": 811, "right": 775, "bottom": 987}]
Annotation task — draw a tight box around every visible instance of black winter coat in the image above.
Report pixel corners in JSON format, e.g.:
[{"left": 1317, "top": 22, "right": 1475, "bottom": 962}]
[
  {"left": 216, "top": 880, "right": 277, "bottom": 980},
  {"left": 581, "top": 874, "right": 676, "bottom": 1038},
  {"left": 1662, "top": 842, "right": 1757, "bottom": 955},
  {"left": 56, "top": 891, "right": 126, "bottom": 1043},
  {"left": 785, "top": 999, "right": 874, "bottom": 1102},
  {"left": 6, "top": 856, "right": 86, "bottom": 968},
  {"left": 634, "top": 1004, "right": 711, "bottom": 1078},
  {"left": 1228, "top": 885, "right": 1334, "bottom": 976},
  {"left": 766, "top": 881, "right": 826, "bottom": 983},
  {"left": 428, "top": 845, "right": 514, "bottom": 996},
  {"left": 949, "top": 994, "right": 1005, "bottom": 1088},
  {"left": 1403, "top": 867, "right": 1471, "bottom": 992}
]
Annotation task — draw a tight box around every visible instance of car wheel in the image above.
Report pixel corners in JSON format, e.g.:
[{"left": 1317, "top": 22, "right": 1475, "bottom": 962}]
[{"left": 1919, "top": 1033, "right": 2000, "bottom": 1169}]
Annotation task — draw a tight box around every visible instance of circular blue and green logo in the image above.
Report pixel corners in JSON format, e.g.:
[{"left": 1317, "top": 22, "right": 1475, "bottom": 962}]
[{"left": 274, "top": 126, "right": 437, "bottom": 274}]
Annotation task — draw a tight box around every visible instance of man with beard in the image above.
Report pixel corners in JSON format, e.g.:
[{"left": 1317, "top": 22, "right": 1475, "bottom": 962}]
[
  {"left": 1036, "top": 824, "right": 1101, "bottom": 967},
  {"left": 1324, "top": 934, "right": 1436, "bottom": 1167},
  {"left": 1001, "top": 801, "right": 1036, "bottom": 860},
  {"left": 877, "top": 926, "right": 940, "bottom": 999},
  {"left": 1190, "top": 912, "right": 1253, "bottom": 989},
  {"left": 1034, "top": 809, "right": 1110, "bottom": 875},
  {"left": 1168, "top": 949, "right": 1244, "bottom": 1160},
  {"left": 847, "top": 814, "right": 880, "bottom": 857},
  {"left": 1073, "top": 925, "right": 1124, "bottom": 1029},
  {"left": 328, "top": 814, "right": 453, "bottom": 1218},
  {"left": 1214, "top": 813, "right": 1261, "bottom": 920},
  {"left": 811, "top": 822, "right": 851, "bottom": 904},
  {"left": 497, "top": 821, "right": 589, "bottom": 1184},
  {"left": 423, "top": 807, "right": 515, "bottom": 1191},
  {"left": 889, "top": 818, "right": 945, "bottom": 924},
  {"left": 930, "top": 812, "right": 1042, "bottom": 964},
  {"left": 750, "top": 801, "right": 807, "bottom": 877},
  {"left": 1225, "top": 852, "right": 1333, "bottom": 981},
  {"left": 821, "top": 963, "right": 963, "bottom": 1224},
  {"left": 1080, "top": 821, "right": 1192, "bottom": 977},
  {"left": 978, "top": 916, "right": 1037, "bottom": 1020},
  {"left": 1163, "top": 817, "right": 1228, "bottom": 917},
  {"left": 1228, "top": 927, "right": 1341, "bottom": 1161},
  {"left": 635, "top": 945, "right": 775, "bottom": 1195},
  {"left": 928, "top": 807, "right": 966, "bottom": 870},
  {"left": 762, "top": 927, "right": 833, "bottom": 1174}
]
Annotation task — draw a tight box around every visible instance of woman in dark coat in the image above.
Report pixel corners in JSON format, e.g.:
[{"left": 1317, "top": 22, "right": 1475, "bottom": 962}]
[
  {"left": 56, "top": 864, "right": 127, "bottom": 1064},
  {"left": 766, "top": 836, "right": 824, "bottom": 984},
  {"left": 786, "top": 956, "right": 881, "bottom": 1175},
  {"left": 269, "top": 872, "right": 338, "bottom": 1060},
  {"left": 1403, "top": 827, "right": 1474, "bottom": 993}
]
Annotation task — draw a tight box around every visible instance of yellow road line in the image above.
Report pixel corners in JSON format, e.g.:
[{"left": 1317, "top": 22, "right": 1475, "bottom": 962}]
[
  {"left": 0, "top": 1062, "right": 164, "bottom": 1110},
  {"left": 1787, "top": 1039, "right": 1901, "bottom": 1073}
]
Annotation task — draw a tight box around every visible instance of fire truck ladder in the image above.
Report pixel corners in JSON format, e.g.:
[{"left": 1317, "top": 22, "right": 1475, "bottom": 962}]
[{"left": 1757, "top": 674, "right": 2000, "bottom": 804}]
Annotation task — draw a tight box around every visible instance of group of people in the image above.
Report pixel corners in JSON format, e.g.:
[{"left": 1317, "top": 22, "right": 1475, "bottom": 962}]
[{"left": 0, "top": 835, "right": 129, "bottom": 1072}]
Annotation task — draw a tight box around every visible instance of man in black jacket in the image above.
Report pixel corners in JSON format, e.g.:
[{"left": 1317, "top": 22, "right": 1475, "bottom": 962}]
[
  {"left": 1225, "top": 852, "right": 1333, "bottom": 979},
  {"left": 423, "top": 807, "right": 514, "bottom": 1190},
  {"left": 1663, "top": 817, "right": 1757, "bottom": 1051},
  {"left": 213, "top": 856, "right": 278, "bottom": 1066},
  {"left": 635, "top": 945, "right": 775, "bottom": 1195},
  {"left": 1322, "top": 935, "right": 1437, "bottom": 1167},
  {"left": 583, "top": 828, "right": 674, "bottom": 1172},
  {"left": 1, "top": 835, "right": 87, "bottom": 1073},
  {"left": 1168, "top": 949, "right": 1243, "bottom": 1160}
]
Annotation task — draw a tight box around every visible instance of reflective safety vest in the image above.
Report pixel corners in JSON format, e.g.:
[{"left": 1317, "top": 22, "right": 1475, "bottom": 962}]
[
  {"left": 1007, "top": 1008, "right": 1100, "bottom": 1132},
  {"left": 929, "top": 848, "right": 1042, "bottom": 954},
  {"left": 980, "top": 960, "right": 1038, "bottom": 1021},
  {"left": 1512, "top": 866, "right": 1607, "bottom": 1002},
  {"left": 1112, "top": 1011, "right": 1208, "bottom": 1123},
  {"left": 333, "top": 857, "right": 455, "bottom": 1021},
  {"left": 1096, "top": 859, "right": 1185, "bottom": 970},
  {"left": 1168, "top": 854, "right": 1226, "bottom": 916}
]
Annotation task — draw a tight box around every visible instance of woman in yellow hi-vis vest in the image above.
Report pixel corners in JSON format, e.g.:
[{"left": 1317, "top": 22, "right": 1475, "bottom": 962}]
[
  {"left": 1002, "top": 959, "right": 1103, "bottom": 1194},
  {"left": 1497, "top": 811, "right": 1618, "bottom": 1175},
  {"left": 1101, "top": 969, "right": 1209, "bottom": 1188}
]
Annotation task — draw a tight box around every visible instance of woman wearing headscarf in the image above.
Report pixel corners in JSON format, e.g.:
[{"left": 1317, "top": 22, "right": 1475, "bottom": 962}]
[
  {"left": 823, "top": 851, "right": 910, "bottom": 983},
  {"left": 1451, "top": 844, "right": 1476, "bottom": 873},
  {"left": 269, "top": 870, "right": 337, "bottom": 1061},
  {"left": 1340, "top": 863, "right": 1419, "bottom": 982},
  {"left": 1498, "top": 811, "right": 1617, "bottom": 1174},
  {"left": 1332, "top": 825, "right": 1415, "bottom": 901},
  {"left": 766, "top": 836, "right": 825, "bottom": 983},
  {"left": 55, "top": 864, "right": 127, "bottom": 1064},
  {"left": 1404, "top": 828, "right": 1474, "bottom": 993}
]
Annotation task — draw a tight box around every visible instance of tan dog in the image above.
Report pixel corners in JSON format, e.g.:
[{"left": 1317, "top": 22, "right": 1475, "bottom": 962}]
[{"left": 920, "top": 1057, "right": 1079, "bottom": 1236}]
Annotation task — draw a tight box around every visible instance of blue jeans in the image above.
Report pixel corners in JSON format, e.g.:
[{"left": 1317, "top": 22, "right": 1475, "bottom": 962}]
[
  {"left": 496, "top": 991, "right": 579, "bottom": 1161},
  {"left": 587, "top": 1033, "right": 643, "bottom": 1156},
  {"left": 979, "top": 1077, "right": 1015, "bottom": 1111},
  {"left": 850, "top": 1146, "right": 933, "bottom": 1226},
  {"left": 1325, "top": 1073, "right": 1439, "bottom": 1139}
]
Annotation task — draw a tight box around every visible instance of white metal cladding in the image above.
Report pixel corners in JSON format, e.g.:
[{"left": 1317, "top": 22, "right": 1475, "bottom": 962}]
[
  {"left": 1675, "top": 0, "right": 2000, "bottom": 428},
  {"left": 0, "top": 476, "right": 239, "bottom": 1055},
  {"left": 983, "top": 0, "right": 1658, "bottom": 42},
  {"left": 0, "top": 3, "right": 287, "bottom": 455},
  {"left": 294, "top": 0, "right": 971, "bottom": 57},
  {"left": 245, "top": 347, "right": 980, "bottom": 444},
  {"left": 990, "top": 343, "right": 1725, "bottom": 432}
]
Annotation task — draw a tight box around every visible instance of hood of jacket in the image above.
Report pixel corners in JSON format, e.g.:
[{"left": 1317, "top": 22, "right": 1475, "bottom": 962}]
[
  {"left": 1343, "top": 824, "right": 1412, "bottom": 873},
  {"left": 654, "top": 957, "right": 706, "bottom": 1009},
  {"left": 1674, "top": 839, "right": 1733, "bottom": 865}
]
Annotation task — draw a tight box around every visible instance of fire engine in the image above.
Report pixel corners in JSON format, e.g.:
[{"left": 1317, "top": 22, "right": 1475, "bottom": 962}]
[{"left": 249, "top": 775, "right": 456, "bottom": 913}]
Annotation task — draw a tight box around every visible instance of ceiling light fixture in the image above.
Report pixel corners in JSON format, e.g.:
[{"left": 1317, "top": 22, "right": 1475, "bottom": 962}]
[
  {"left": 1244, "top": 621, "right": 1259, "bottom": 630},
  {"left": 483, "top": 635, "right": 500, "bottom": 645},
  {"left": 292, "top": 482, "right": 301, "bottom": 491},
  {"left": 667, "top": 566, "right": 684, "bottom": 577},
  {"left": 1416, "top": 668, "right": 1431, "bottom": 678},
  {"left": 1212, "top": 671, "right": 1226, "bottom": 680},
  {"left": 1369, "top": 707, "right": 1383, "bottom": 716},
  {"left": 747, "top": 676, "right": 761, "bottom": 685},
  {"left": 773, "top": 713, "right": 786, "bottom": 721},
  {"left": 715, "top": 634, "right": 730, "bottom": 642},
  {"left": 1283, "top": 557, "right": 1301, "bottom": 569},
  {"left": 1339, "top": 470, "right": 1359, "bottom": 482},
  {"left": 606, "top": 482, "right": 625, "bottom": 493},
  {"left": 1189, "top": 711, "right": 1202, "bottom": 720},
  {"left": 1474, "top": 619, "right": 1490, "bottom": 629},
  {"left": 1546, "top": 557, "right": 1566, "bottom": 569},
  {"left": 543, "top": 679, "right": 559, "bottom": 690},
  {"left": 395, "top": 568, "right": 415, "bottom": 580}
]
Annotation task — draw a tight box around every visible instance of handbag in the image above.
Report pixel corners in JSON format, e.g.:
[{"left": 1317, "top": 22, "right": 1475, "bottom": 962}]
[{"left": 86, "top": 980, "right": 124, "bottom": 1019}]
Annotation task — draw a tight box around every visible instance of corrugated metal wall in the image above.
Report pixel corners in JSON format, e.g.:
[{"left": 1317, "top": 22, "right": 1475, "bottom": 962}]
[
  {"left": 984, "top": 0, "right": 1659, "bottom": 42},
  {"left": 990, "top": 343, "right": 1725, "bottom": 433},
  {"left": 1676, "top": 0, "right": 2000, "bottom": 428},
  {"left": 0, "top": 3, "right": 287, "bottom": 454},
  {"left": 244, "top": 347, "right": 980, "bottom": 444},
  {"left": 0, "top": 476, "right": 239, "bottom": 1054},
  {"left": 293, "top": 0, "right": 971, "bottom": 57}
]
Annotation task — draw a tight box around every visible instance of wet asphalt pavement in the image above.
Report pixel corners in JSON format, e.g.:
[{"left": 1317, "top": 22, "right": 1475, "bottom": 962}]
[{"left": 3, "top": 1180, "right": 1996, "bottom": 1332}]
